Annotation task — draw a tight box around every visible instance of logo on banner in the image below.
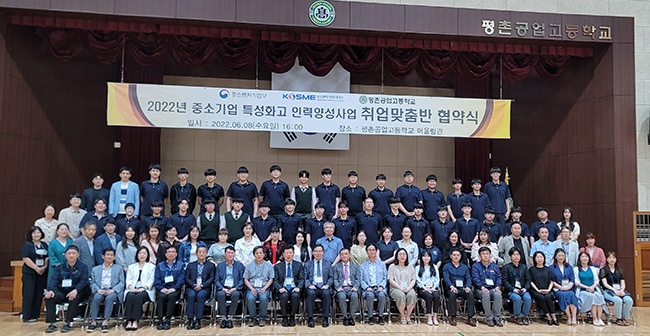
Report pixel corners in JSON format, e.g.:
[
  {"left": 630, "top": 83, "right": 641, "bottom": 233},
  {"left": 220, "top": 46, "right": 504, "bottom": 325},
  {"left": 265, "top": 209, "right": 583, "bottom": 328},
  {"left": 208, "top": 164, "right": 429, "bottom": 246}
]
[
  {"left": 283, "top": 132, "right": 338, "bottom": 144},
  {"left": 283, "top": 93, "right": 317, "bottom": 101},
  {"left": 309, "top": 0, "right": 335, "bottom": 27},
  {"left": 219, "top": 89, "right": 230, "bottom": 99},
  {"left": 359, "top": 96, "right": 368, "bottom": 104}
]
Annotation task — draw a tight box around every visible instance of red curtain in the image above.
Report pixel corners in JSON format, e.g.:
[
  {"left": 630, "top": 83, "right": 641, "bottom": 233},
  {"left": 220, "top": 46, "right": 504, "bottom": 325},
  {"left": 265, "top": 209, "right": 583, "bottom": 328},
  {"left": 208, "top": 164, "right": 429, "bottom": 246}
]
[
  {"left": 36, "top": 28, "right": 574, "bottom": 82},
  {"left": 454, "top": 74, "right": 491, "bottom": 192},
  {"left": 119, "top": 55, "right": 164, "bottom": 183}
]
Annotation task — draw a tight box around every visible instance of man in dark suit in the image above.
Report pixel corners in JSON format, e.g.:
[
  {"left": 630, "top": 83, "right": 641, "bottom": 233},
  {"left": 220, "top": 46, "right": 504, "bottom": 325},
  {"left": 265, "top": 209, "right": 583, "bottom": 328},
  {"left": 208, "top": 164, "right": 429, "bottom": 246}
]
[
  {"left": 332, "top": 248, "right": 360, "bottom": 326},
  {"left": 215, "top": 246, "right": 245, "bottom": 329},
  {"left": 303, "top": 244, "right": 333, "bottom": 328},
  {"left": 93, "top": 218, "right": 121, "bottom": 265},
  {"left": 273, "top": 246, "right": 304, "bottom": 327},
  {"left": 185, "top": 246, "right": 215, "bottom": 330}
]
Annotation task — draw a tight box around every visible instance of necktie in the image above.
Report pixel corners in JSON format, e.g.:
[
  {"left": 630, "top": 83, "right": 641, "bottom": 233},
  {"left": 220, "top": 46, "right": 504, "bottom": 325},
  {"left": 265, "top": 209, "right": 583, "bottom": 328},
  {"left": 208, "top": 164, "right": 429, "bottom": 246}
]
[
  {"left": 316, "top": 261, "right": 322, "bottom": 277},
  {"left": 208, "top": 214, "right": 213, "bottom": 221},
  {"left": 286, "top": 262, "right": 293, "bottom": 289},
  {"left": 344, "top": 263, "right": 349, "bottom": 283},
  {"left": 234, "top": 213, "right": 239, "bottom": 220}
]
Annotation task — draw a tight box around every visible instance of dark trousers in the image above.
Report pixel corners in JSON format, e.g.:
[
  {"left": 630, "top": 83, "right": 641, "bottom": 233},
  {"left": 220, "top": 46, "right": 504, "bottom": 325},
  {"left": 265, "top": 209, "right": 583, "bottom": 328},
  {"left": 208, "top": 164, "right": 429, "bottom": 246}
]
[
  {"left": 156, "top": 290, "right": 181, "bottom": 320},
  {"left": 418, "top": 289, "right": 441, "bottom": 314},
  {"left": 124, "top": 291, "right": 150, "bottom": 322},
  {"left": 45, "top": 289, "right": 88, "bottom": 324},
  {"left": 305, "top": 288, "right": 331, "bottom": 318},
  {"left": 278, "top": 290, "right": 301, "bottom": 318},
  {"left": 447, "top": 289, "right": 475, "bottom": 317},
  {"left": 531, "top": 291, "right": 556, "bottom": 314},
  {"left": 22, "top": 272, "right": 47, "bottom": 320},
  {"left": 216, "top": 290, "right": 241, "bottom": 317},
  {"left": 186, "top": 288, "right": 210, "bottom": 320}
]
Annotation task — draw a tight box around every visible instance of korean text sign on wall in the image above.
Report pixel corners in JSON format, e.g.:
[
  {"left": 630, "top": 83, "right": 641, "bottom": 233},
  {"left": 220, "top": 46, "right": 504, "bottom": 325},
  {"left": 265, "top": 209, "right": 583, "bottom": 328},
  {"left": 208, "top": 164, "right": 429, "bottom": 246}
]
[{"left": 107, "top": 83, "right": 511, "bottom": 139}]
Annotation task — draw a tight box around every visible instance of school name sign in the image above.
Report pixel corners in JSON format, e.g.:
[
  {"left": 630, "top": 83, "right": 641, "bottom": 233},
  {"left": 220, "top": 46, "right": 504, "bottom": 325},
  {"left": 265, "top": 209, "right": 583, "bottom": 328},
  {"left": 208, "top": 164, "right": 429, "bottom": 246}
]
[{"left": 107, "top": 83, "right": 511, "bottom": 139}]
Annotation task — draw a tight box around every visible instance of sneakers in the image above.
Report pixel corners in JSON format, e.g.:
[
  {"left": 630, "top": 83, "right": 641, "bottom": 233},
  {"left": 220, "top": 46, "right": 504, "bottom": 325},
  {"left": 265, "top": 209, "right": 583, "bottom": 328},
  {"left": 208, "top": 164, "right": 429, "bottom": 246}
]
[
  {"left": 466, "top": 317, "right": 477, "bottom": 327},
  {"left": 86, "top": 324, "right": 96, "bottom": 332},
  {"left": 248, "top": 318, "right": 257, "bottom": 327},
  {"left": 45, "top": 324, "right": 58, "bottom": 333},
  {"left": 61, "top": 324, "right": 72, "bottom": 333},
  {"left": 494, "top": 319, "right": 503, "bottom": 327},
  {"left": 100, "top": 324, "right": 109, "bottom": 333}
]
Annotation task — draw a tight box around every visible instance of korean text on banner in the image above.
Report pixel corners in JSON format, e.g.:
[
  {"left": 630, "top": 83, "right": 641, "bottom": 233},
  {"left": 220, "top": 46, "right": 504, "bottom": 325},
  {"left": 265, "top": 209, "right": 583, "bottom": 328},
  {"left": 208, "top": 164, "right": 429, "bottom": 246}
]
[{"left": 106, "top": 83, "right": 511, "bottom": 139}]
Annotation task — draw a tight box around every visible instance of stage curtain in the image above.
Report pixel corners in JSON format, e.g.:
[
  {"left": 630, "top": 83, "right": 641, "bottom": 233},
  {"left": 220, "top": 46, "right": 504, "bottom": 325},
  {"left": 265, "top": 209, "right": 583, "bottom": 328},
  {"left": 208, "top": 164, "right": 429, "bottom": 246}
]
[{"left": 35, "top": 28, "right": 573, "bottom": 82}]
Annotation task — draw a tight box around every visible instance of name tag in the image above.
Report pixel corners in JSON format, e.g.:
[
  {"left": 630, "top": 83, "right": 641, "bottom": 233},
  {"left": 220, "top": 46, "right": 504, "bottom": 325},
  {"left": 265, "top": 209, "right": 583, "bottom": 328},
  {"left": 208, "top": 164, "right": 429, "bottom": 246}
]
[
  {"left": 515, "top": 281, "right": 521, "bottom": 288},
  {"left": 253, "top": 279, "right": 263, "bottom": 288},
  {"left": 562, "top": 279, "right": 569, "bottom": 287},
  {"left": 224, "top": 278, "right": 234, "bottom": 288},
  {"left": 613, "top": 284, "right": 621, "bottom": 290},
  {"left": 455, "top": 279, "right": 463, "bottom": 287},
  {"left": 36, "top": 249, "right": 48, "bottom": 256},
  {"left": 165, "top": 275, "right": 174, "bottom": 283},
  {"left": 284, "top": 277, "right": 294, "bottom": 287},
  {"left": 62, "top": 279, "right": 72, "bottom": 288},
  {"left": 485, "top": 278, "right": 494, "bottom": 286},
  {"left": 35, "top": 259, "right": 44, "bottom": 266},
  {"left": 196, "top": 276, "right": 202, "bottom": 286},
  {"left": 314, "top": 275, "right": 323, "bottom": 285}
]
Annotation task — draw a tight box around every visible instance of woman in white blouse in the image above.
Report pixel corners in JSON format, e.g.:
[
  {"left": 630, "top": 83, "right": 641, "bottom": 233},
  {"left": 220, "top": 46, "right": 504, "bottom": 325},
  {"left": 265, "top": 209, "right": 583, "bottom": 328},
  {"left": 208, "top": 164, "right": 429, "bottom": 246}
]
[
  {"left": 470, "top": 229, "right": 499, "bottom": 264},
  {"left": 415, "top": 250, "right": 441, "bottom": 325},
  {"left": 124, "top": 246, "right": 156, "bottom": 331},
  {"left": 234, "top": 223, "right": 261, "bottom": 267}
]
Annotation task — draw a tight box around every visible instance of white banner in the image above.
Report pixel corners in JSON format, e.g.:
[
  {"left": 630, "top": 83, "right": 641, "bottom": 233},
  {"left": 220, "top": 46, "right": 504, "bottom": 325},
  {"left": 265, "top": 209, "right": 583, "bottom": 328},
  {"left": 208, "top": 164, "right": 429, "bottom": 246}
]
[{"left": 107, "top": 83, "right": 511, "bottom": 139}]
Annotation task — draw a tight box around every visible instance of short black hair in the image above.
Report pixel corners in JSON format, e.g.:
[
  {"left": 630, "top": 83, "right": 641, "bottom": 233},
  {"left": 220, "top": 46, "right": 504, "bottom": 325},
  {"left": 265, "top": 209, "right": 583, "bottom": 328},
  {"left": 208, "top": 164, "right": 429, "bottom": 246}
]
[
  {"left": 389, "top": 196, "right": 401, "bottom": 204},
  {"left": 237, "top": 166, "right": 249, "bottom": 174},
  {"left": 258, "top": 201, "right": 270, "bottom": 208},
  {"left": 426, "top": 174, "right": 438, "bottom": 182},
  {"left": 102, "top": 247, "right": 116, "bottom": 255},
  {"left": 165, "top": 245, "right": 178, "bottom": 253},
  {"left": 284, "top": 199, "right": 296, "bottom": 206},
  {"left": 452, "top": 178, "right": 462, "bottom": 184},
  {"left": 471, "top": 178, "right": 482, "bottom": 185},
  {"left": 321, "top": 168, "right": 332, "bottom": 175},
  {"left": 118, "top": 166, "right": 132, "bottom": 174},
  {"left": 148, "top": 163, "right": 161, "bottom": 171},
  {"left": 92, "top": 172, "right": 104, "bottom": 179},
  {"left": 347, "top": 171, "right": 358, "bottom": 177},
  {"left": 403, "top": 170, "right": 414, "bottom": 177},
  {"left": 337, "top": 201, "right": 348, "bottom": 208},
  {"left": 135, "top": 246, "right": 150, "bottom": 263},
  {"left": 177, "top": 167, "right": 189, "bottom": 174},
  {"left": 490, "top": 167, "right": 501, "bottom": 173},
  {"left": 314, "top": 202, "right": 325, "bottom": 209},
  {"left": 269, "top": 164, "right": 282, "bottom": 172},
  {"left": 225, "top": 245, "right": 235, "bottom": 253},
  {"left": 69, "top": 193, "right": 81, "bottom": 200},
  {"left": 298, "top": 170, "right": 310, "bottom": 178},
  {"left": 508, "top": 246, "right": 522, "bottom": 257},
  {"left": 25, "top": 226, "right": 45, "bottom": 242},
  {"left": 204, "top": 168, "right": 217, "bottom": 176},
  {"left": 375, "top": 173, "right": 387, "bottom": 180},
  {"left": 151, "top": 199, "right": 164, "bottom": 208},
  {"left": 203, "top": 197, "right": 216, "bottom": 205},
  {"left": 478, "top": 246, "right": 492, "bottom": 255}
]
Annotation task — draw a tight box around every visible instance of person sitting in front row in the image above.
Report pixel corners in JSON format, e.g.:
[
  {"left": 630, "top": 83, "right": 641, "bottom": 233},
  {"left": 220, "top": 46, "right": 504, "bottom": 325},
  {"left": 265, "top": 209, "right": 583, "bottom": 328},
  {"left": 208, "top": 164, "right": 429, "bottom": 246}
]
[
  {"left": 123, "top": 247, "right": 155, "bottom": 331},
  {"left": 442, "top": 249, "right": 476, "bottom": 327},
  {"left": 303, "top": 244, "right": 333, "bottom": 328},
  {"left": 501, "top": 247, "right": 532, "bottom": 325},
  {"left": 273, "top": 246, "right": 304, "bottom": 327},
  {"left": 244, "top": 246, "right": 274, "bottom": 327},
  {"left": 184, "top": 246, "right": 215, "bottom": 330},
  {"left": 471, "top": 246, "right": 503, "bottom": 327},
  {"left": 44, "top": 245, "right": 90, "bottom": 333},
  {"left": 332, "top": 248, "right": 360, "bottom": 326},
  {"left": 215, "top": 246, "right": 245, "bottom": 329},
  {"left": 87, "top": 248, "right": 124, "bottom": 332},
  {"left": 153, "top": 245, "right": 185, "bottom": 330}
]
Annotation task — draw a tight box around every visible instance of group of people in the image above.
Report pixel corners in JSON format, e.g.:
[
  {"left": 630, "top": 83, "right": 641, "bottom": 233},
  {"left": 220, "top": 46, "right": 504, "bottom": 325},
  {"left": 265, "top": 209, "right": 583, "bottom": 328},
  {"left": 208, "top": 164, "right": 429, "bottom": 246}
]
[{"left": 22, "top": 164, "right": 634, "bottom": 332}]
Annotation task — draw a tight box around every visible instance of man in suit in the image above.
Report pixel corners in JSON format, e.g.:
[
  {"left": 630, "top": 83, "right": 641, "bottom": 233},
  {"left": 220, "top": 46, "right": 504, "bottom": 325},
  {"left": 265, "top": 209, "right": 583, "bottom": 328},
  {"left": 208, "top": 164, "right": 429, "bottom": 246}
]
[
  {"left": 44, "top": 245, "right": 90, "bottom": 333},
  {"left": 93, "top": 218, "right": 121, "bottom": 266},
  {"left": 303, "top": 244, "right": 333, "bottom": 328},
  {"left": 73, "top": 221, "right": 97, "bottom": 272},
  {"left": 273, "top": 246, "right": 304, "bottom": 327},
  {"left": 215, "top": 246, "right": 245, "bottom": 329},
  {"left": 87, "top": 247, "right": 125, "bottom": 332},
  {"left": 185, "top": 246, "right": 215, "bottom": 330},
  {"left": 498, "top": 222, "right": 531, "bottom": 266},
  {"left": 332, "top": 248, "right": 360, "bottom": 326}
]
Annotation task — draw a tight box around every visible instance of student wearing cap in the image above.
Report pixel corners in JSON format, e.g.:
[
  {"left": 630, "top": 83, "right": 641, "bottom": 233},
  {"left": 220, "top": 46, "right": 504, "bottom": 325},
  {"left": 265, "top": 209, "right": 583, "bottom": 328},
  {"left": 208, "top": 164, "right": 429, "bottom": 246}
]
[
  {"left": 315, "top": 168, "right": 341, "bottom": 220},
  {"left": 430, "top": 206, "right": 460, "bottom": 248},
  {"left": 341, "top": 171, "right": 366, "bottom": 218},
  {"left": 58, "top": 193, "right": 87, "bottom": 239},
  {"left": 446, "top": 178, "right": 467, "bottom": 222},
  {"left": 421, "top": 175, "right": 446, "bottom": 221},
  {"left": 169, "top": 198, "right": 196, "bottom": 241},
  {"left": 109, "top": 167, "right": 140, "bottom": 219},
  {"left": 305, "top": 203, "right": 327, "bottom": 247},
  {"left": 332, "top": 201, "right": 357, "bottom": 249},
  {"left": 483, "top": 167, "right": 511, "bottom": 225},
  {"left": 251, "top": 201, "right": 277, "bottom": 243},
  {"left": 530, "top": 207, "right": 559, "bottom": 244},
  {"left": 226, "top": 166, "right": 259, "bottom": 219},
  {"left": 479, "top": 207, "right": 504, "bottom": 245},
  {"left": 222, "top": 197, "right": 250, "bottom": 244},
  {"left": 259, "top": 165, "right": 291, "bottom": 218},
  {"left": 383, "top": 196, "right": 408, "bottom": 241},
  {"left": 197, "top": 168, "right": 225, "bottom": 214},
  {"left": 141, "top": 199, "right": 169, "bottom": 230},
  {"left": 169, "top": 167, "right": 197, "bottom": 215},
  {"left": 291, "top": 170, "right": 317, "bottom": 223},
  {"left": 406, "top": 204, "right": 430, "bottom": 248},
  {"left": 44, "top": 245, "right": 90, "bottom": 333},
  {"left": 116, "top": 202, "right": 142, "bottom": 237},
  {"left": 368, "top": 174, "right": 394, "bottom": 217},
  {"left": 197, "top": 197, "right": 220, "bottom": 246},
  {"left": 395, "top": 170, "right": 422, "bottom": 217},
  {"left": 93, "top": 217, "right": 122, "bottom": 265},
  {"left": 467, "top": 178, "right": 491, "bottom": 222},
  {"left": 279, "top": 199, "right": 301, "bottom": 246},
  {"left": 355, "top": 197, "right": 382, "bottom": 245},
  {"left": 140, "top": 164, "right": 169, "bottom": 217},
  {"left": 81, "top": 173, "right": 110, "bottom": 213}
]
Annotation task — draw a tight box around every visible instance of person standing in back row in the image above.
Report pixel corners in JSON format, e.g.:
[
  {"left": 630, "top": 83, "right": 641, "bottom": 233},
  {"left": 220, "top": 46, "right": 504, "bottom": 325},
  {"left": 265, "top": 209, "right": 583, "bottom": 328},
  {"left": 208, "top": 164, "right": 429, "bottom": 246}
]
[
  {"left": 259, "top": 165, "right": 291, "bottom": 219},
  {"left": 140, "top": 164, "right": 169, "bottom": 217},
  {"left": 483, "top": 167, "right": 511, "bottom": 225}
]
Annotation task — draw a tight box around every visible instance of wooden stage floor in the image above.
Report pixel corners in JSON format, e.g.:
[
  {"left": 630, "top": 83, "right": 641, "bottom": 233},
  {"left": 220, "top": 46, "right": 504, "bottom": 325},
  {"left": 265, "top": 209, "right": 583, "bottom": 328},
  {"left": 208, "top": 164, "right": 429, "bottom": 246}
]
[{"left": 3, "top": 308, "right": 648, "bottom": 335}]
